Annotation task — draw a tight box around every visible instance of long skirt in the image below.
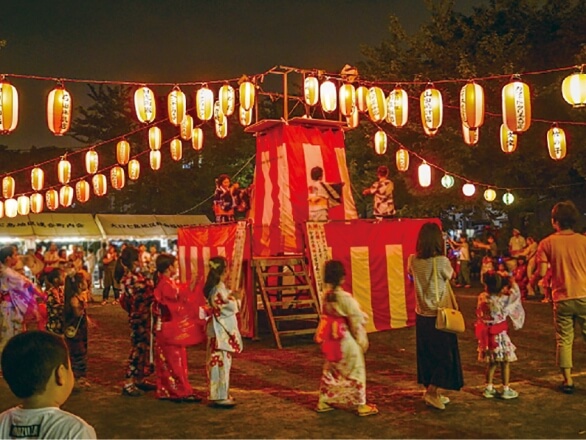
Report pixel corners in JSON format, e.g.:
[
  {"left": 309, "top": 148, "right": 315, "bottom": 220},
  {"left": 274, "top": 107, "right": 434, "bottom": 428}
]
[
  {"left": 416, "top": 314, "right": 464, "bottom": 391},
  {"left": 206, "top": 336, "right": 233, "bottom": 400},
  {"left": 155, "top": 343, "right": 193, "bottom": 399},
  {"left": 65, "top": 319, "right": 88, "bottom": 379},
  {"left": 125, "top": 315, "right": 153, "bottom": 381}
]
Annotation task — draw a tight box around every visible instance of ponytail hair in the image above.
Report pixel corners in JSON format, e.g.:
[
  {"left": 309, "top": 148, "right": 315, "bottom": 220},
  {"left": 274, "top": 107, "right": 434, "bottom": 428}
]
[
  {"left": 153, "top": 253, "right": 176, "bottom": 286},
  {"left": 203, "top": 256, "right": 228, "bottom": 298}
]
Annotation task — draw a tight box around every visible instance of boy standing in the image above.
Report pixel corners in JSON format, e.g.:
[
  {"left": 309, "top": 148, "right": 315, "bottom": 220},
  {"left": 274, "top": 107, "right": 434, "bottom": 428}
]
[{"left": 362, "top": 165, "right": 396, "bottom": 219}]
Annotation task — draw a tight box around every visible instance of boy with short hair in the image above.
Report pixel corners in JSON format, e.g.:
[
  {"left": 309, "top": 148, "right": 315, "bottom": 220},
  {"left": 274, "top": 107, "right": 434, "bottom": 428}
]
[{"left": 0, "top": 331, "right": 96, "bottom": 439}]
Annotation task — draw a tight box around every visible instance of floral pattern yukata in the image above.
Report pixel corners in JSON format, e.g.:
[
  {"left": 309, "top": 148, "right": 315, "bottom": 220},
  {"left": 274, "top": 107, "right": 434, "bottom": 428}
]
[
  {"left": 317, "top": 288, "right": 369, "bottom": 407},
  {"left": 206, "top": 281, "right": 242, "bottom": 401},
  {"left": 45, "top": 286, "right": 64, "bottom": 335}
]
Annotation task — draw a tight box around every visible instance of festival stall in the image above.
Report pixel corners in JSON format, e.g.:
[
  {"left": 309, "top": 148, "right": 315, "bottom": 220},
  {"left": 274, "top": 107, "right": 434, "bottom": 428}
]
[{"left": 95, "top": 214, "right": 211, "bottom": 240}]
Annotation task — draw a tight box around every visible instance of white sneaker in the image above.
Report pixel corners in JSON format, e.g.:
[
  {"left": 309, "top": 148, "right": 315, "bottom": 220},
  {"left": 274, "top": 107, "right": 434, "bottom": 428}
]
[
  {"left": 482, "top": 387, "right": 497, "bottom": 399},
  {"left": 501, "top": 388, "right": 519, "bottom": 400},
  {"left": 439, "top": 395, "right": 450, "bottom": 404}
]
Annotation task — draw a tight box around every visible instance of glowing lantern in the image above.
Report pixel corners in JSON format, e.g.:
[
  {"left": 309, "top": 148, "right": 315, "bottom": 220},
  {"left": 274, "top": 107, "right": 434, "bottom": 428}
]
[
  {"left": 170, "top": 139, "right": 183, "bottom": 161},
  {"left": 386, "top": 88, "right": 408, "bottom": 128},
  {"left": 167, "top": 87, "right": 186, "bottom": 126},
  {"left": 500, "top": 124, "right": 517, "bottom": 153},
  {"left": 215, "top": 119, "right": 228, "bottom": 139},
  {"left": 239, "top": 106, "right": 253, "bottom": 126},
  {"left": 338, "top": 84, "right": 356, "bottom": 117},
  {"left": 462, "top": 183, "right": 476, "bottom": 197},
  {"left": 484, "top": 188, "right": 497, "bottom": 202},
  {"left": 59, "top": 185, "right": 74, "bottom": 207},
  {"left": 346, "top": 107, "right": 359, "bottom": 129},
  {"left": 420, "top": 85, "right": 443, "bottom": 135},
  {"left": 219, "top": 84, "right": 236, "bottom": 116},
  {"left": 441, "top": 174, "right": 454, "bottom": 189},
  {"left": 134, "top": 86, "right": 156, "bottom": 123},
  {"left": 396, "top": 148, "right": 409, "bottom": 172},
  {"left": 373, "top": 130, "right": 387, "bottom": 155},
  {"left": 30, "top": 193, "right": 44, "bottom": 213},
  {"left": 149, "top": 126, "right": 162, "bottom": 151},
  {"left": 367, "top": 87, "right": 387, "bottom": 123},
  {"left": 304, "top": 76, "right": 319, "bottom": 106},
  {"left": 5, "top": 198, "right": 17, "bottom": 218},
  {"left": 460, "top": 82, "right": 484, "bottom": 130},
  {"left": 320, "top": 80, "right": 337, "bottom": 113},
  {"left": 0, "top": 79, "right": 19, "bottom": 134},
  {"left": 192, "top": 128, "right": 204, "bottom": 151},
  {"left": 213, "top": 100, "right": 226, "bottom": 127},
  {"left": 57, "top": 158, "right": 71, "bottom": 184},
  {"left": 110, "top": 166, "right": 125, "bottom": 190},
  {"left": 239, "top": 80, "right": 255, "bottom": 111},
  {"left": 31, "top": 167, "right": 44, "bottom": 191},
  {"left": 85, "top": 150, "right": 99, "bottom": 174},
  {"left": 17, "top": 195, "right": 30, "bottom": 216},
  {"left": 75, "top": 180, "right": 90, "bottom": 203},
  {"left": 180, "top": 115, "right": 193, "bottom": 141},
  {"left": 150, "top": 150, "right": 161, "bottom": 171},
  {"left": 502, "top": 78, "right": 531, "bottom": 133},
  {"left": 46, "top": 189, "right": 59, "bottom": 211},
  {"left": 47, "top": 84, "right": 72, "bottom": 135},
  {"left": 0, "top": 201, "right": 3, "bottom": 218},
  {"left": 128, "top": 159, "right": 140, "bottom": 181},
  {"left": 462, "top": 124, "right": 479, "bottom": 146},
  {"left": 418, "top": 162, "right": 431, "bottom": 187},
  {"left": 92, "top": 174, "right": 107, "bottom": 197},
  {"left": 2, "top": 176, "right": 15, "bottom": 198},
  {"left": 547, "top": 124, "right": 567, "bottom": 160},
  {"left": 196, "top": 85, "right": 214, "bottom": 121},
  {"left": 503, "top": 192, "right": 515, "bottom": 205},
  {"left": 356, "top": 86, "right": 369, "bottom": 112},
  {"left": 117, "top": 140, "right": 130, "bottom": 165},
  {"left": 562, "top": 69, "right": 586, "bottom": 108}
]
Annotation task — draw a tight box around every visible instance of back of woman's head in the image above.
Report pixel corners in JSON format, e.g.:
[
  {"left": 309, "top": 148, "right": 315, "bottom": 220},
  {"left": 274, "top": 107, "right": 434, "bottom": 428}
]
[
  {"left": 483, "top": 271, "right": 510, "bottom": 294},
  {"left": 115, "top": 246, "right": 139, "bottom": 282},
  {"left": 324, "top": 260, "right": 345, "bottom": 302},
  {"left": 154, "top": 253, "right": 176, "bottom": 286},
  {"left": 416, "top": 222, "right": 444, "bottom": 259},
  {"left": 44, "top": 268, "right": 62, "bottom": 288},
  {"left": 203, "top": 256, "right": 228, "bottom": 298}
]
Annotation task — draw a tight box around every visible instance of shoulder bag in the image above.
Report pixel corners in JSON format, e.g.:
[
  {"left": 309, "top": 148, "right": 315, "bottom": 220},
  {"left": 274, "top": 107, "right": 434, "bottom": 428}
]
[{"left": 433, "top": 257, "right": 465, "bottom": 334}]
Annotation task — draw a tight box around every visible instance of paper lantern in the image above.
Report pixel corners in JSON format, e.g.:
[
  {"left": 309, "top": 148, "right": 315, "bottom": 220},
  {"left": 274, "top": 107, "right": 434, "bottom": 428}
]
[
  {"left": 484, "top": 188, "right": 497, "bottom": 202},
  {"left": 356, "top": 86, "right": 369, "bottom": 112},
  {"left": 116, "top": 140, "right": 130, "bottom": 165},
  {"left": 31, "top": 167, "right": 44, "bottom": 191},
  {"left": 396, "top": 148, "right": 409, "bottom": 172},
  {"left": 374, "top": 130, "right": 387, "bottom": 155},
  {"left": 149, "top": 126, "right": 162, "bottom": 151},
  {"left": 462, "top": 124, "right": 479, "bottom": 146},
  {"left": 17, "top": 195, "right": 30, "bottom": 216},
  {"left": 92, "top": 174, "right": 107, "bottom": 196},
  {"left": 441, "top": 174, "right": 454, "bottom": 189},
  {"left": 338, "top": 84, "right": 356, "bottom": 117},
  {"left": 462, "top": 183, "right": 476, "bottom": 197},
  {"left": 47, "top": 84, "right": 72, "bottom": 135},
  {"left": 239, "top": 105, "right": 253, "bottom": 126},
  {"left": 5, "top": 198, "right": 17, "bottom": 218},
  {"left": 213, "top": 100, "right": 226, "bottom": 127},
  {"left": 167, "top": 87, "right": 186, "bottom": 126},
  {"left": 562, "top": 70, "right": 586, "bottom": 108},
  {"left": 239, "top": 80, "right": 255, "bottom": 111},
  {"left": 219, "top": 84, "right": 236, "bottom": 116},
  {"left": 150, "top": 150, "right": 161, "bottom": 171},
  {"left": 59, "top": 185, "right": 74, "bottom": 207},
  {"left": 0, "top": 80, "right": 18, "bottom": 134},
  {"left": 502, "top": 78, "right": 531, "bottom": 133},
  {"left": 215, "top": 118, "right": 228, "bottom": 139},
  {"left": 128, "top": 159, "right": 140, "bottom": 181},
  {"left": 180, "top": 115, "right": 194, "bottom": 141},
  {"left": 110, "top": 166, "right": 125, "bottom": 190},
  {"left": 503, "top": 191, "right": 515, "bottom": 205},
  {"left": 500, "top": 124, "right": 517, "bottom": 153},
  {"left": 192, "top": 127, "right": 204, "bottom": 151},
  {"left": 57, "top": 158, "right": 71, "bottom": 184},
  {"left": 320, "top": 80, "right": 337, "bottom": 113},
  {"left": 195, "top": 85, "right": 214, "bottom": 121},
  {"left": 46, "top": 189, "right": 59, "bottom": 211},
  {"left": 85, "top": 150, "right": 99, "bottom": 174},
  {"left": 170, "top": 139, "right": 183, "bottom": 161},
  {"left": 346, "top": 107, "right": 359, "bottom": 129},
  {"left": 420, "top": 85, "right": 443, "bottom": 135},
  {"left": 30, "top": 193, "right": 44, "bottom": 213},
  {"left": 134, "top": 86, "right": 156, "bottom": 123},
  {"left": 460, "top": 82, "right": 484, "bottom": 130},
  {"left": 547, "top": 124, "right": 567, "bottom": 160},
  {"left": 0, "top": 201, "right": 3, "bottom": 218},
  {"left": 75, "top": 180, "right": 90, "bottom": 203},
  {"left": 418, "top": 162, "right": 431, "bottom": 187},
  {"left": 2, "top": 176, "right": 15, "bottom": 198},
  {"left": 367, "top": 87, "right": 387, "bottom": 123},
  {"left": 304, "top": 76, "right": 319, "bottom": 106},
  {"left": 386, "top": 88, "right": 408, "bottom": 128}
]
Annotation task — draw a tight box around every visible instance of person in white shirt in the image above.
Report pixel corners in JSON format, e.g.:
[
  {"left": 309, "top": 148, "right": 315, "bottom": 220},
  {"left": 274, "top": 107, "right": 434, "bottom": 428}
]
[
  {"left": 0, "top": 331, "right": 97, "bottom": 439},
  {"left": 509, "top": 228, "right": 527, "bottom": 256},
  {"left": 449, "top": 234, "right": 471, "bottom": 288}
]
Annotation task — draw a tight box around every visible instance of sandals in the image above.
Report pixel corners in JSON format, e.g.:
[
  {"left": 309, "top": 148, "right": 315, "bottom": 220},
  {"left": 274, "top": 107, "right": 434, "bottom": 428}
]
[
  {"left": 209, "top": 398, "right": 236, "bottom": 408},
  {"left": 560, "top": 383, "right": 575, "bottom": 394},
  {"left": 315, "top": 401, "right": 335, "bottom": 413},
  {"left": 122, "top": 383, "right": 143, "bottom": 397},
  {"left": 357, "top": 403, "right": 379, "bottom": 417}
]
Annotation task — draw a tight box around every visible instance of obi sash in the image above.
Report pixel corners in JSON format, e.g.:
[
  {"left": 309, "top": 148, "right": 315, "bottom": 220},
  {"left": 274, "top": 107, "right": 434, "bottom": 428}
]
[{"left": 475, "top": 320, "right": 508, "bottom": 351}]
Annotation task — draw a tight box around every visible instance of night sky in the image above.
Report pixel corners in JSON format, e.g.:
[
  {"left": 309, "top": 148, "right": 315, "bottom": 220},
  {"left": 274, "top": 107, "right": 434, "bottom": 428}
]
[{"left": 0, "top": 0, "right": 486, "bottom": 150}]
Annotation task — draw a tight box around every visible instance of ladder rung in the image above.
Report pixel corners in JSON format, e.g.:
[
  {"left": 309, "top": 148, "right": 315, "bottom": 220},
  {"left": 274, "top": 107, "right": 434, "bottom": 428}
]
[
  {"left": 259, "top": 271, "right": 306, "bottom": 277},
  {"left": 267, "top": 299, "right": 316, "bottom": 307},
  {"left": 274, "top": 314, "right": 319, "bottom": 321},
  {"left": 253, "top": 257, "right": 305, "bottom": 266},
  {"left": 277, "top": 328, "right": 317, "bottom": 337},
  {"left": 262, "top": 284, "right": 311, "bottom": 291}
]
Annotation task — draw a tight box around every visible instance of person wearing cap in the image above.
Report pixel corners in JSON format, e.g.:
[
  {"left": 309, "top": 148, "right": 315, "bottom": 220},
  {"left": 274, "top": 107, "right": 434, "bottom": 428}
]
[
  {"left": 362, "top": 165, "right": 396, "bottom": 219},
  {"left": 509, "top": 228, "right": 526, "bottom": 257}
]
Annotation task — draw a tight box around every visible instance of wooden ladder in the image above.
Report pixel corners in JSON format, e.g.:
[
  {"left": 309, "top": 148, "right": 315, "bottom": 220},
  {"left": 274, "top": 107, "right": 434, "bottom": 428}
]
[{"left": 253, "top": 255, "right": 321, "bottom": 349}]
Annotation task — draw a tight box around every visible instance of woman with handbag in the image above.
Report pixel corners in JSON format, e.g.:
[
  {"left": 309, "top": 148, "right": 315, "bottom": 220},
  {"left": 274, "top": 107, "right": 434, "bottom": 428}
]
[{"left": 408, "top": 222, "right": 464, "bottom": 410}]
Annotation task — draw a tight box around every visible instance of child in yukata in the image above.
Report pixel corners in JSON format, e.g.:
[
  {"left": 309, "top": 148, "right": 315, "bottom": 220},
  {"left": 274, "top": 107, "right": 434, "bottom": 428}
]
[{"left": 307, "top": 166, "right": 343, "bottom": 222}]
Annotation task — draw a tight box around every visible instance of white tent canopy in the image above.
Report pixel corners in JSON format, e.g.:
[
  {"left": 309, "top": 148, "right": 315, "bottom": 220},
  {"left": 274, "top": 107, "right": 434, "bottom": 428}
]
[{"left": 95, "top": 214, "right": 211, "bottom": 239}]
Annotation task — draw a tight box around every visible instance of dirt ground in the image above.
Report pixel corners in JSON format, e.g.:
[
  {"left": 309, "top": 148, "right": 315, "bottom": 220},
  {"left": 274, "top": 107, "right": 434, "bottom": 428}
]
[{"left": 2, "top": 286, "right": 586, "bottom": 439}]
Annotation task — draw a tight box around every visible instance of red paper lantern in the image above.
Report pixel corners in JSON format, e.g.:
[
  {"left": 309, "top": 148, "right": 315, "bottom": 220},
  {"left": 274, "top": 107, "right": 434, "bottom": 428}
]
[
  {"left": 75, "top": 180, "right": 90, "bottom": 203},
  {"left": 117, "top": 140, "right": 130, "bottom": 165},
  {"left": 167, "top": 86, "right": 186, "bottom": 126},
  {"left": 500, "top": 124, "right": 517, "bottom": 153},
  {"left": 85, "top": 150, "right": 99, "bottom": 174},
  {"left": 47, "top": 84, "right": 72, "bottom": 135},
  {"left": 31, "top": 167, "right": 44, "bottom": 191},
  {"left": 30, "top": 193, "right": 44, "bottom": 213},
  {"left": 59, "top": 185, "right": 74, "bottom": 207},
  {"left": 0, "top": 80, "right": 19, "bottom": 134},
  {"left": 46, "top": 189, "right": 59, "bottom": 211},
  {"left": 128, "top": 159, "right": 140, "bottom": 181},
  {"left": 502, "top": 78, "right": 531, "bottom": 133},
  {"left": 110, "top": 166, "right": 126, "bottom": 190},
  {"left": 134, "top": 86, "right": 156, "bottom": 123},
  {"left": 92, "top": 174, "right": 107, "bottom": 197},
  {"left": 58, "top": 158, "right": 71, "bottom": 184},
  {"left": 460, "top": 81, "right": 485, "bottom": 130},
  {"left": 2, "top": 176, "right": 15, "bottom": 199},
  {"left": 420, "top": 85, "right": 443, "bottom": 136}
]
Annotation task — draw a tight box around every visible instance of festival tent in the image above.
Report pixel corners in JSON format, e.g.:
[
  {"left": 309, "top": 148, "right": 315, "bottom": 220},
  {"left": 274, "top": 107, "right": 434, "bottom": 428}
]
[
  {"left": 95, "top": 214, "right": 211, "bottom": 239},
  {"left": 0, "top": 213, "right": 102, "bottom": 242}
]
